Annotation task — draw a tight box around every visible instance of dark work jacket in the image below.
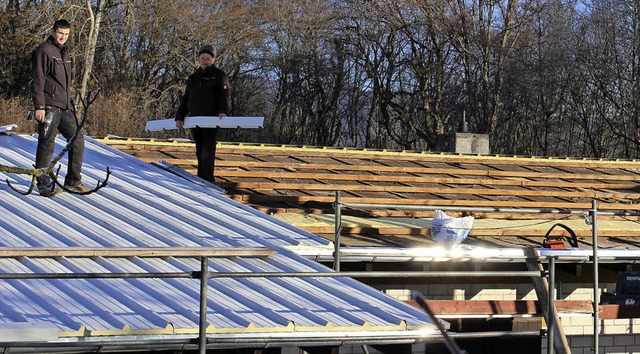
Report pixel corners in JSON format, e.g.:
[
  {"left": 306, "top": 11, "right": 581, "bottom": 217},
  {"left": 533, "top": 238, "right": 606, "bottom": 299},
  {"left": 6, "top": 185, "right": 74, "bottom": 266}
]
[
  {"left": 31, "top": 36, "right": 72, "bottom": 110},
  {"left": 176, "top": 64, "right": 231, "bottom": 121}
]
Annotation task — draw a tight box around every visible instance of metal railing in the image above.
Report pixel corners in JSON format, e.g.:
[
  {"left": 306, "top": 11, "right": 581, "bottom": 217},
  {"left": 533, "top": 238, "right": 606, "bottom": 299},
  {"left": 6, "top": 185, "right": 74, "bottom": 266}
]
[
  {"left": 0, "top": 247, "right": 273, "bottom": 354},
  {"left": 0, "top": 246, "right": 546, "bottom": 354},
  {"left": 332, "top": 191, "right": 618, "bottom": 354}
]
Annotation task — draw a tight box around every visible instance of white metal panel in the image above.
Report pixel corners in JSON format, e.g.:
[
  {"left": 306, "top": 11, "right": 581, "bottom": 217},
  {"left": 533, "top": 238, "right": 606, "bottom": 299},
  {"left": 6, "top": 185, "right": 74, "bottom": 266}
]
[
  {"left": 0, "top": 124, "right": 17, "bottom": 134},
  {"left": 145, "top": 116, "right": 264, "bottom": 131}
]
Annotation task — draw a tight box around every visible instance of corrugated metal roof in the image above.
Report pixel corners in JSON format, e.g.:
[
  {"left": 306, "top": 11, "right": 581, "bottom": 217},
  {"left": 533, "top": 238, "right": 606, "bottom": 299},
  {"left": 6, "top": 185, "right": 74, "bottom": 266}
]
[{"left": 0, "top": 134, "right": 437, "bottom": 344}]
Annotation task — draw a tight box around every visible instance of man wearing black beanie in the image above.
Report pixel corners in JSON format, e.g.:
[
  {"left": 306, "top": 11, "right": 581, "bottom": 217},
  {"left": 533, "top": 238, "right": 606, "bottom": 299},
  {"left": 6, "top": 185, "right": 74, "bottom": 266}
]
[{"left": 175, "top": 44, "right": 231, "bottom": 182}]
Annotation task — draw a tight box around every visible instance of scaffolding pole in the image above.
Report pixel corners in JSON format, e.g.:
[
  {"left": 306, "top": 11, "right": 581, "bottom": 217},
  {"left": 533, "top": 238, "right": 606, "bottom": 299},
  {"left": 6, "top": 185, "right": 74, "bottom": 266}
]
[
  {"left": 199, "top": 257, "right": 209, "bottom": 354},
  {"left": 592, "top": 200, "right": 600, "bottom": 354},
  {"left": 334, "top": 190, "right": 342, "bottom": 271},
  {"left": 548, "top": 257, "right": 555, "bottom": 354}
]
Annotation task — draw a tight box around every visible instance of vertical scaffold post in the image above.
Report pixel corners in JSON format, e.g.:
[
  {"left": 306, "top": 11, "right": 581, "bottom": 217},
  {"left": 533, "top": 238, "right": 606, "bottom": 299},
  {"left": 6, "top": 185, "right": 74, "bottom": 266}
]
[
  {"left": 525, "top": 248, "right": 570, "bottom": 354},
  {"left": 199, "top": 256, "right": 209, "bottom": 354},
  {"left": 548, "top": 257, "right": 556, "bottom": 354},
  {"left": 592, "top": 200, "right": 599, "bottom": 354},
  {"left": 334, "top": 191, "right": 342, "bottom": 271}
]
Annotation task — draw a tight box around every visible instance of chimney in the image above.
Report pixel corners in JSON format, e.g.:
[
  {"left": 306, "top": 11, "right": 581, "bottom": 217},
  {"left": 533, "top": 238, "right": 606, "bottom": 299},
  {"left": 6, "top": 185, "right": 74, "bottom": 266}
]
[
  {"left": 435, "top": 111, "right": 490, "bottom": 154},
  {"left": 461, "top": 111, "right": 469, "bottom": 133}
]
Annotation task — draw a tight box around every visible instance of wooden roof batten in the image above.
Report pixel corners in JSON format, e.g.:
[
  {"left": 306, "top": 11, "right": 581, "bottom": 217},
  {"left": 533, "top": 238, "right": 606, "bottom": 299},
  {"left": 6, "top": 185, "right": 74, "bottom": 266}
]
[
  {"left": 101, "top": 138, "right": 640, "bottom": 165},
  {"left": 101, "top": 138, "right": 640, "bottom": 246},
  {"left": 229, "top": 194, "right": 640, "bottom": 213}
]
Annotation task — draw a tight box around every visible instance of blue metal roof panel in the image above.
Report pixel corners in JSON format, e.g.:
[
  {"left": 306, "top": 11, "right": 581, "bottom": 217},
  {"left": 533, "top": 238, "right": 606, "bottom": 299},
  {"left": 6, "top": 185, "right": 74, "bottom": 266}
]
[{"left": 0, "top": 134, "right": 436, "bottom": 339}]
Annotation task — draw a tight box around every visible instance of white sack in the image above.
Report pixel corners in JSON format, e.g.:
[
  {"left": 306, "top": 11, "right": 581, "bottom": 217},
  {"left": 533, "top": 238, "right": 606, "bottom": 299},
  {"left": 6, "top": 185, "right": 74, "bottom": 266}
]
[{"left": 430, "top": 210, "right": 474, "bottom": 248}]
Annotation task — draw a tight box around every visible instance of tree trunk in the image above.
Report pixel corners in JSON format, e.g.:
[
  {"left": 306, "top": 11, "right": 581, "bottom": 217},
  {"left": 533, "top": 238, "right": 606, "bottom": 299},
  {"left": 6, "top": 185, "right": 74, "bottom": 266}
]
[{"left": 78, "top": 0, "right": 106, "bottom": 102}]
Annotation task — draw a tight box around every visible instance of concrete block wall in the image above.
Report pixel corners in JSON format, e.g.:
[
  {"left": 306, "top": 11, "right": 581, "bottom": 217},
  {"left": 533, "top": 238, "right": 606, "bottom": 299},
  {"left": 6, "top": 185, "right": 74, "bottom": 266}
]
[
  {"left": 435, "top": 132, "right": 490, "bottom": 154},
  {"left": 561, "top": 317, "right": 640, "bottom": 336},
  {"left": 339, "top": 335, "right": 640, "bottom": 354},
  {"left": 558, "top": 334, "right": 640, "bottom": 354},
  {"left": 288, "top": 348, "right": 388, "bottom": 354},
  {"left": 385, "top": 288, "right": 412, "bottom": 301},
  {"left": 338, "top": 343, "right": 438, "bottom": 354},
  {"left": 339, "top": 345, "right": 382, "bottom": 353},
  {"left": 562, "top": 314, "right": 596, "bottom": 335}
]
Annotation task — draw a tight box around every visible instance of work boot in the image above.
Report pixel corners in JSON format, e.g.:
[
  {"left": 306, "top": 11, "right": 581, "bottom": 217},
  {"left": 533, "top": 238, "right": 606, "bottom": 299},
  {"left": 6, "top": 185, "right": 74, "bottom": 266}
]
[
  {"left": 37, "top": 177, "right": 62, "bottom": 197},
  {"left": 64, "top": 183, "right": 91, "bottom": 193},
  {"left": 39, "top": 187, "right": 62, "bottom": 197}
]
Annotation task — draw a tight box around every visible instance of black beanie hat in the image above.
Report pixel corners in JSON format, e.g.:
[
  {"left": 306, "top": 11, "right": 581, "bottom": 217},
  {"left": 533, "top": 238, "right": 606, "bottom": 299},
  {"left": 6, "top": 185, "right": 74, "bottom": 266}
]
[{"left": 198, "top": 44, "right": 215, "bottom": 57}]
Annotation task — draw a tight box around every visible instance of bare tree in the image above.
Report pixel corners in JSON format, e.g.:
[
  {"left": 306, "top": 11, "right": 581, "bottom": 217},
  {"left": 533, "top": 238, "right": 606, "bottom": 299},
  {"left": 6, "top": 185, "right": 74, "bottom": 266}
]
[
  {"left": 77, "top": 0, "right": 106, "bottom": 101},
  {"left": 343, "top": 0, "right": 459, "bottom": 150},
  {"left": 258, "top": 0, "right": 346, "bottom": 146},
  {"left": 446, "top": 0, "right": 537, "bottom": 138},
  {"left": 494, "top": 0, "right": 578, "bottom": 156},
  {"left": 572, "top": 0, "right": 640, "bottom": 158},
  {"left": 4, "top": 0, "right": 640, "bottom": 158}
]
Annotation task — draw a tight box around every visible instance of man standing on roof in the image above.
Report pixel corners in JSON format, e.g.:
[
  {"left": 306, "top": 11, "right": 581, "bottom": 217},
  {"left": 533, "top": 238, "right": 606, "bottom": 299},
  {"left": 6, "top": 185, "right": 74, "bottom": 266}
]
[
  {"left": 31, "top": 19, "right": 89, "bottom": 197},
  {"left": 175, "top": 44, "right": 231, "bottom": 183}
]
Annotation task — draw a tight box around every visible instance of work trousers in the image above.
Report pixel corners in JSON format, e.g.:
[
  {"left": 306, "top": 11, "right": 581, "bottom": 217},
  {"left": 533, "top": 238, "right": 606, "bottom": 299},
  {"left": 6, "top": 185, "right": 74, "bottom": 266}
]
[
  {"left": 191, "top": 127, "right": 218, "bottom": 182},
  {"left": 35, "top": 107, "right": 85, "bottom": 186}
]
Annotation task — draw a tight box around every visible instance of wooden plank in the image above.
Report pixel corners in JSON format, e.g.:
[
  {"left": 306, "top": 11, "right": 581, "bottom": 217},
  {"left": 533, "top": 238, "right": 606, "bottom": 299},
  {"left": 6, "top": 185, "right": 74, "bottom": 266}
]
[
  {"left": 405, "top": 300, "right": 592, "bottom": 315},
  {"left": 0, "top": 247, "right": 274, "bottom": 258},
  {"left": 140, "top": 157, "right": 198, "bottom": 164},
  {"left": 300, "top": 226, "right": 640, "bottom": 238},
  {"left": 100, "top": 138, "right": 640, "bottom": 169},
  {"left": 599, "top": 304, "right": 640, "bottom": 319},
  {"left": 211, "top": 161, "right": 640, "bottom": 182},
  {"left": 215, "top": 146, "right": 640, "bottom": 169},
  {"left": 245, "top": 205, "right": 640, "bottom": 222},
  {"left": 211, "top": 170, "right": 640, "bottom": 189},
  {"left": 228, "top": 194, "right": 640, "bottom": 211},
  {"left": 406, "top": 300, "right": 640, "bottom": 320},
  {"left": 363, "top": 210, "right": 639, "bottom": 220},
  {"left": 130, "top": 153, "right": 640, "bottom": 185},
  {"left": 110, "top": 145, "right": 195, "bottom": 153},
  {"left": 216, "top": 181, "right": 637, "bottom": 200}
]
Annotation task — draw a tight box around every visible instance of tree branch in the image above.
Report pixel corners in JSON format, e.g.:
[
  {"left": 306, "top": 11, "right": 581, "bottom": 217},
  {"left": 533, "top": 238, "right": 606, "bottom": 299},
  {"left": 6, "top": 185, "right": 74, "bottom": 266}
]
[{"left": 3, "top": 88, "right": 110, "bottom": 196}]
